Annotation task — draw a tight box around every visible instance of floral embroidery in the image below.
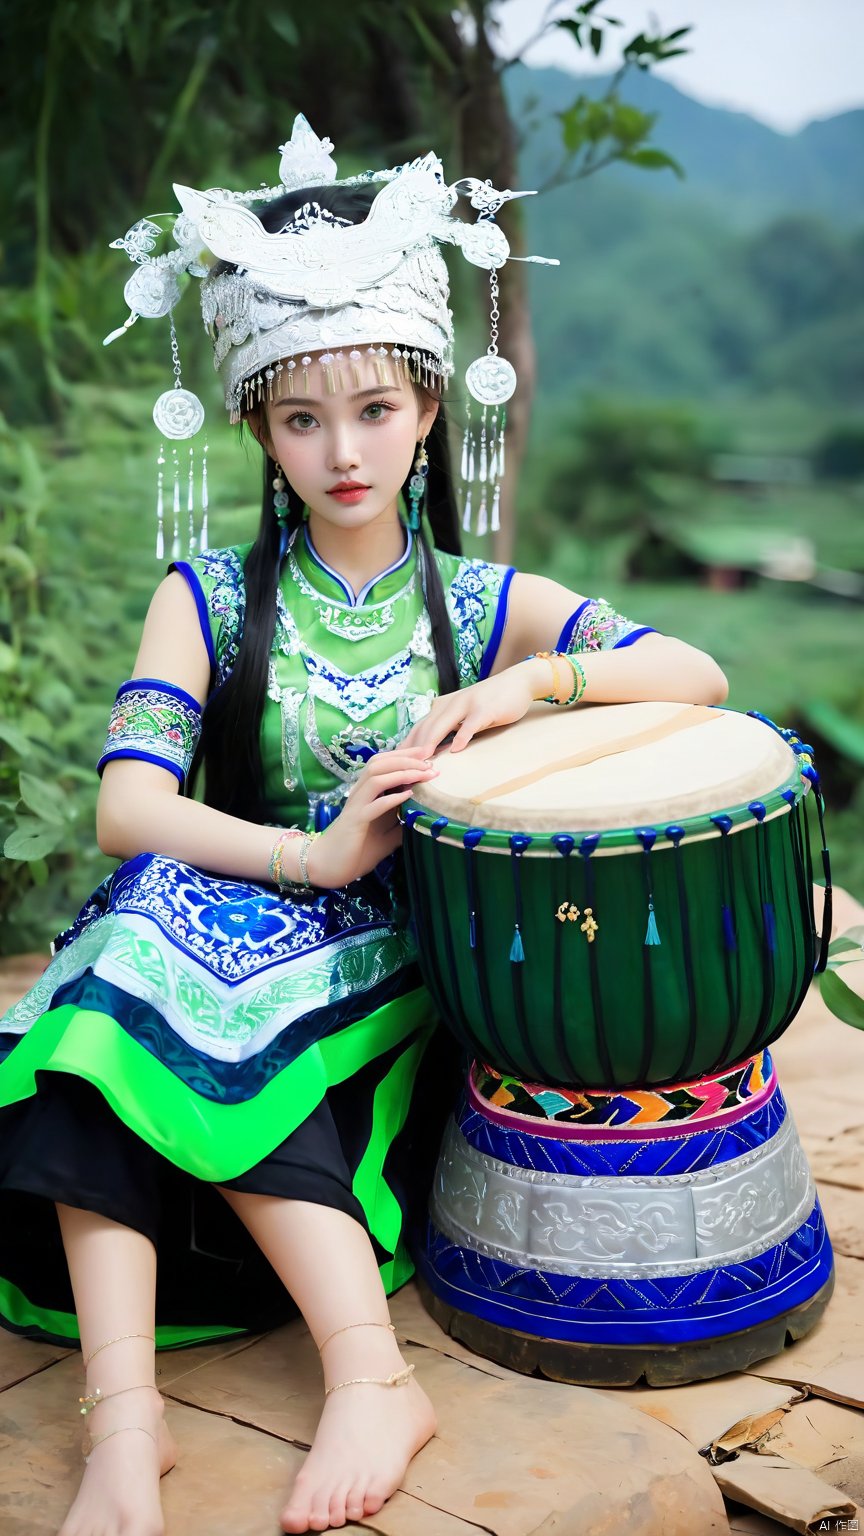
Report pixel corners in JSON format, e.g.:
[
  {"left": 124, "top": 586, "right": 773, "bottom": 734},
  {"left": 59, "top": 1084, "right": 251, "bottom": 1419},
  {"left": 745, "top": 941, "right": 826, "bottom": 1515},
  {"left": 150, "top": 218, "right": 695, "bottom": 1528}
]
[
  {"left": 566, "top": 598, "right": 650, "bottom": 652},
  {"left": 191, "top": 547, "right": 246, "bottom": 685},
  {"left": 98, "top": 680, "right": 202, "bottom": 783},
  {"left": 444, "top": 557, "right": 507, "bottom": 684}
]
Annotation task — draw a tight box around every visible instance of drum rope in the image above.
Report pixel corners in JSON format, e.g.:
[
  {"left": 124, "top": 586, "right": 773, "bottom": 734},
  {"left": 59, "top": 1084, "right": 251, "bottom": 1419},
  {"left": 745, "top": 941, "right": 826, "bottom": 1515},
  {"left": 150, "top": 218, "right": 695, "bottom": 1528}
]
[
  {"left": 668, "top": 825, "right": 699, "bottom": 1081},
  {"left": 469, "top": 705, "right": 720, "bottom": 806},
  {"left": 710, "top": 814, "right": 742, "bottom": 1068}
]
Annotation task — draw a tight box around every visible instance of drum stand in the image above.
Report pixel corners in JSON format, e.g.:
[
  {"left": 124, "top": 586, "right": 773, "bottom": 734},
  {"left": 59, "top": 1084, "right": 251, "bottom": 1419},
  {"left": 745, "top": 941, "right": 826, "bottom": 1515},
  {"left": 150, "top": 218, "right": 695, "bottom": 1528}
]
[{"left": 415, "top": 1052, "right": 834, "bottom": 1387}]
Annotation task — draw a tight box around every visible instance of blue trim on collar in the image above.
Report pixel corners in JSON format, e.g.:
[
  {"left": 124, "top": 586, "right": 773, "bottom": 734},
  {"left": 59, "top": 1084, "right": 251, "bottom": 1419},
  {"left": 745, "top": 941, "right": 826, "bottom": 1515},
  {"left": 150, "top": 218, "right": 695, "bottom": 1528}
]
[{"left": 303, "top": 523, "right": 413, "bottom": 608}]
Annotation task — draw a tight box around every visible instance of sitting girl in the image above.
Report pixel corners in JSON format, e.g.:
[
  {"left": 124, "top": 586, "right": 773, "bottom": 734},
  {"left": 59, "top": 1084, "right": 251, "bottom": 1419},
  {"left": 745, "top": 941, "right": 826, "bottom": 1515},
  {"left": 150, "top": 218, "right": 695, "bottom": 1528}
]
[{"left": 0, "top": 117, "right": 726, "bottom": 1535}]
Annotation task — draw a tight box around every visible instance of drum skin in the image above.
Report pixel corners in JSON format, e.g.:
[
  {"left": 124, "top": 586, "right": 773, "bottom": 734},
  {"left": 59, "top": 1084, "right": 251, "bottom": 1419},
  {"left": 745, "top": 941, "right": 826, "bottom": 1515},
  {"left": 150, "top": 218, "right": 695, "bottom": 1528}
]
[{"left": 402, "top": 704, "right": 822, "bottom": 1088}]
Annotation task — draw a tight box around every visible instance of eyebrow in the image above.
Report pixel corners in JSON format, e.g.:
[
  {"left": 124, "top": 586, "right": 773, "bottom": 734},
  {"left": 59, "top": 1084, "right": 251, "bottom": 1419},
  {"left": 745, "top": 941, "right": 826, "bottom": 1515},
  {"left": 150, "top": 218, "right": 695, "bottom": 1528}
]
[{"left": 273, "top": 385, "right": 403, "bottom": 407}]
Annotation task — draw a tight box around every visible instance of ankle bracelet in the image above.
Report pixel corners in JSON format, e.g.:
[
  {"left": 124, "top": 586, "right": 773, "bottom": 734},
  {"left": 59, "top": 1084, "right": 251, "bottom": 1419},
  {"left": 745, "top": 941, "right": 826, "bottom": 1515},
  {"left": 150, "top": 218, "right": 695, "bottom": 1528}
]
[
  {"left": 82, "top": 1424, "right": 157, "bottom": 1463},
  {"left": 83, "top": 1333, "right": 155, "bottom": 1369},
  {"left": 325, "top": 1364, "right": 415, "bottom": 1396},
  {"left": 318, "top": 1320, "right": 396, "bottom": 1352},
  {"left": 79, "top": 1384, "right": 160, "bottom": 1417}
]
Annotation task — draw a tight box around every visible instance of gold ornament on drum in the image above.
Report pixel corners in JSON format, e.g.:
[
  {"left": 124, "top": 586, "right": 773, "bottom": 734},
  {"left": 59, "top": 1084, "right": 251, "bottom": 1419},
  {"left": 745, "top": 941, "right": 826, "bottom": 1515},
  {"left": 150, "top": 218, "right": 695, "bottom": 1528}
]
[{"left": 555, "top": 902, "right": 599, "bottom": 942}]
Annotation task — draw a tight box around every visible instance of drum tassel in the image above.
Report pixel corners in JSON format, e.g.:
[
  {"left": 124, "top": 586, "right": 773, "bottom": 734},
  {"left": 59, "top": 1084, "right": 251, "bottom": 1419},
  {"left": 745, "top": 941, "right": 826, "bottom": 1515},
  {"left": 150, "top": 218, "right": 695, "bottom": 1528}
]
[
  {"left": 638, "top": 830, "right": 662, "bottom": 946},
  {"left": 645, "top": 899, "right": 661, "bottom": 946}
]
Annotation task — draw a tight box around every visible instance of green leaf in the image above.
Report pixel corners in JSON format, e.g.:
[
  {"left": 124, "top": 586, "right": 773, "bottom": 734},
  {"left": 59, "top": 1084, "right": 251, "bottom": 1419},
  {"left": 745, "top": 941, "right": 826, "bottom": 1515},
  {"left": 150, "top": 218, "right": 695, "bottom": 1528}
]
[
  {"left": 556, "top": 19, "right": 584, "bottom": 46},
  {"left": 4, "top": 822, "right": 64, "bottom": 861},
  {"left": 622, "top": 147, "right": 685, "bottom": 178},
  {"left": 803, "top": 700, "right": 864, "bottom": 766},
  {"left": 828, "top": 928, "right": 864, "bottom": 961},
  {"left": 590, "top": 26, "right": 603, "bottom": 55},
  {"left": 29, "top": 856, "right": 49, "bottom": 888},
  {"left": 19, "top": 772, "right": 67, "bottom": 825},
  {"left": 267, "top": 14, "right": 298, "bottom": 45},
  {"left": 819, "top": 968, "right": 864, "bottom": 1030},
  {"left": 0, "top": 720, "right": 32, "bottom": 757}
]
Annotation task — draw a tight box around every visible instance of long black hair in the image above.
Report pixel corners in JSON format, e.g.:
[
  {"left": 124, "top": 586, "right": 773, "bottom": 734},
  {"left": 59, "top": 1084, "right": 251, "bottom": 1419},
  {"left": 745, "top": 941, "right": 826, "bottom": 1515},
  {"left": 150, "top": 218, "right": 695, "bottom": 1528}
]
[{"left": 197, "top": 184, "right": 462, "bottom": 821}]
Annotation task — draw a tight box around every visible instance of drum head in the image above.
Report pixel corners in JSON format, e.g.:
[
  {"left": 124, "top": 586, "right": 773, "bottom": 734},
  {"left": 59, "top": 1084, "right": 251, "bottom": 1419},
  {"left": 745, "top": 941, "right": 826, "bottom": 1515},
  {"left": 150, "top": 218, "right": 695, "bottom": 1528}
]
[{"left": 417, "top": 703, "right": 797, "bottom": 832}]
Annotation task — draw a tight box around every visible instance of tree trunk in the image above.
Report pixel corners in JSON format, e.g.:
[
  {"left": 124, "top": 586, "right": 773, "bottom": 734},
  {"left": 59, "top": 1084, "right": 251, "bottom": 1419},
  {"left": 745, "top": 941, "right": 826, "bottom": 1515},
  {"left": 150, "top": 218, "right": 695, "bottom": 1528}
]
[{"left": 431, "top": 4, "right": 536, "bottom": 566}]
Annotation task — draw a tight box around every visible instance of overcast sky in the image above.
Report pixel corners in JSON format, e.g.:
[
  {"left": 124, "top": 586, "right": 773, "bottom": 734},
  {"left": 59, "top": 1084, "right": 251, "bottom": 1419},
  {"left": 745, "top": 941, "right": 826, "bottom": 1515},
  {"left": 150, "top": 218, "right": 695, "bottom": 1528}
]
[{"left": 492, "top": 0, "right": 864, "bottom": 133}]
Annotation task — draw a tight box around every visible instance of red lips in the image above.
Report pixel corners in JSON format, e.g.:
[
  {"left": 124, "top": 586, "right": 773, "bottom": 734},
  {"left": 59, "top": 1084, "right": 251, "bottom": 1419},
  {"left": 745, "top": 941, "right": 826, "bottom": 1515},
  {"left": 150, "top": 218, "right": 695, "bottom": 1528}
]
[{"left": 329, "top": 480, "right": 370, "bottom": 492}]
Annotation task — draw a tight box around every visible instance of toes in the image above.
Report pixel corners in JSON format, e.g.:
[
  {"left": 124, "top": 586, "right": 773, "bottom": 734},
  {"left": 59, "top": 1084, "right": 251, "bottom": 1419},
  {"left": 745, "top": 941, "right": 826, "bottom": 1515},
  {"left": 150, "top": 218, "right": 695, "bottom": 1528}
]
[
  {"left": 364, "top": 1475, "right": 394, "bottom": 1516},
  {"left": 345, "top": 1482, "right": 366, "bottom": 1523},
  {"left": 308, "top": 1500, "right": 334, "bottom": 1533},
  {"left": 328, "top": 1483, "right": 351, "bottom": 1527}
]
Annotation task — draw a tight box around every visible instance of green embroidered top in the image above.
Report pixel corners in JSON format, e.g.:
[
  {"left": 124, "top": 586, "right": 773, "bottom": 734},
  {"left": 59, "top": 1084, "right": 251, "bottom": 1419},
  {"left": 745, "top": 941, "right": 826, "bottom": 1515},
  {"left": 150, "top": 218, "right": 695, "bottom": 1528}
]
[{"left": 178, "top": 525, "right": 512, "bottom": 828}]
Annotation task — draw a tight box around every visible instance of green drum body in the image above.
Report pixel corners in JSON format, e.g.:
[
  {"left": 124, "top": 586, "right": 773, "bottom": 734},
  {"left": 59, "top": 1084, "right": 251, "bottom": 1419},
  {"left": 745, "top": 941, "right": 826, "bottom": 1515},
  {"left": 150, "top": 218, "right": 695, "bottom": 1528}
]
[{"left": 402, "top": 704, "right": 829, "bottom": 1089}]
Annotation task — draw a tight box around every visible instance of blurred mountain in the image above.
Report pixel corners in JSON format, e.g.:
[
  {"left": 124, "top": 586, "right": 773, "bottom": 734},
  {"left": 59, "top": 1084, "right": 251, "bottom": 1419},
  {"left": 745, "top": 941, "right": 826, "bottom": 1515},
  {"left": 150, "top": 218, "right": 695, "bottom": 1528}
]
[
  {"left": 507, "top": 65, "right": 864, "bottom": 230},
  {"left": 503, "top": 66, "right": 864, "bottom": 407}
]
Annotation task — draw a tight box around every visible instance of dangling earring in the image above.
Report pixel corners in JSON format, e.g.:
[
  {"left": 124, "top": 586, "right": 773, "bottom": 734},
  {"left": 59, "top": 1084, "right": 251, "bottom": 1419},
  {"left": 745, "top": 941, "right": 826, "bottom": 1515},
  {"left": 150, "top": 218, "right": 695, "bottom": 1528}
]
[
  {"left": 407, "top": 438, "right": 428, "bottom": 531},
  {"left": 273, "top": 462, "right": 290, "bottom": 522}
]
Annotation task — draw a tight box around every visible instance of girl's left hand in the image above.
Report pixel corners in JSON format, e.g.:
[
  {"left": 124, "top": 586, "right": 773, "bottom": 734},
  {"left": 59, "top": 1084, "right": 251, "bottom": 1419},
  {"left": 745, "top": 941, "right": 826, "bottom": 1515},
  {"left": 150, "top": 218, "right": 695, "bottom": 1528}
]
[{"left": 401, "top": 664, "right": 536, "bottom": 757}]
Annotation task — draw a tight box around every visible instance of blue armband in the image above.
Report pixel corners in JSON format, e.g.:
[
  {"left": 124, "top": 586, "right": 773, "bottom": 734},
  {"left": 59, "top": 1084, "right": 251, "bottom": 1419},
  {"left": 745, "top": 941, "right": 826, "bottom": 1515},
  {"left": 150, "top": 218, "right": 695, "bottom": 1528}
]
[{"left": 97, "top": 677, "right": 203, "bottom": 785}]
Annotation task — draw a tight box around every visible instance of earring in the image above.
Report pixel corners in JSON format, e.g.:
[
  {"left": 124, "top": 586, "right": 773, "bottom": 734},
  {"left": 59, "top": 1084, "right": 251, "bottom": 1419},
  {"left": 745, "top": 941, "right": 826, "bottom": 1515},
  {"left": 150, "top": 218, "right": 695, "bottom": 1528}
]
[
  {"left": 407, "top": 438, "right": 428, "bottom": 531},
  {"left": 273, "top": 462, "right": 290, "bottom": 522}
]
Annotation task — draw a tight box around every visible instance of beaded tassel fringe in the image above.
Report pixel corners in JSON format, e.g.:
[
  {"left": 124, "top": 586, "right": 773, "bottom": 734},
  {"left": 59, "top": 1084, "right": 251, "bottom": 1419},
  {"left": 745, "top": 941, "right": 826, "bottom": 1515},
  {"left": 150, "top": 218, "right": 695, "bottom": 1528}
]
[
  {"left": 461, "top": 403, "right": 506, "bottom": 537},
  {"left": 155, "top": 438, "right": 209, "bottom": 560}
]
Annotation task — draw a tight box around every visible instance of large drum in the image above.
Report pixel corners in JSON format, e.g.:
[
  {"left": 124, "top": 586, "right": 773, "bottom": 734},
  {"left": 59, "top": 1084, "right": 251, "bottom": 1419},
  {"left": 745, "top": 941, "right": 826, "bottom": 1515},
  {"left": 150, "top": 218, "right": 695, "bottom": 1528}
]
[
  {"left": 402, "top": 703, "right": 830, "bottom": 1089},
  {"left": 404, "top": 703, "right": 834, "bottom": 1385}
]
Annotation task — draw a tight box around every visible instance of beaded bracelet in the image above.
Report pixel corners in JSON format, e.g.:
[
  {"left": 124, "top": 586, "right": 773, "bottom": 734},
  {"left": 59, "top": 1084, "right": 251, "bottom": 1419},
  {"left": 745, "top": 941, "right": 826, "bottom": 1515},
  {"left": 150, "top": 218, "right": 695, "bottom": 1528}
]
[
  {"left": 269, "top": 828, "right": 303, "bottom": 890},
  {"left": 557, "top": 654, "right": 587, "bottom": 708},
  {"left": 299, "top": 830, "right": 321, "bottom": 887},
  {"left": 531, "top": 650, "right": 588, "bottom": 708},
  {"left": 534, "top": 650, "right": 564, "bottom": 704}
]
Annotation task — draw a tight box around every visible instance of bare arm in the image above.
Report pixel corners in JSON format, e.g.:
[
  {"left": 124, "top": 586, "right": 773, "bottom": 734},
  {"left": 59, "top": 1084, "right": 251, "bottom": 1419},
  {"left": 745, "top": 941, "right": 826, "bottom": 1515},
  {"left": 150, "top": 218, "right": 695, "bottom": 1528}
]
[
  {"left": 403, "top": 571, "right": 727, "bottom": 756},
  {"left": 491, "top": 572, "right": 729, "bottom": 706}
]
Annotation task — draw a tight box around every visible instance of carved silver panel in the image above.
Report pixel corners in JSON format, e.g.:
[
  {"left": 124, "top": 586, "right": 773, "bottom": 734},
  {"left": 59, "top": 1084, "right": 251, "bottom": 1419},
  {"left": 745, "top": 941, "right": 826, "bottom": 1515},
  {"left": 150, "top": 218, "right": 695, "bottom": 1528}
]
[{"left": 430, "top": 1111, "right": 815, "bottom": 1280}]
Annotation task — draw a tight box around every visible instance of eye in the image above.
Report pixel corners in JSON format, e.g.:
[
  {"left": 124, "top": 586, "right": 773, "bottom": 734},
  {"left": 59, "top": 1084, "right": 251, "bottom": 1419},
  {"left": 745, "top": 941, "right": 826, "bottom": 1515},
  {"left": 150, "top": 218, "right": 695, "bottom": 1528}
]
[
  {"left": 363, "top": 400, "right": 396, "bottom": 422},
  {"left": 287, "top": 410, "right": 318, "bottom": 433}
]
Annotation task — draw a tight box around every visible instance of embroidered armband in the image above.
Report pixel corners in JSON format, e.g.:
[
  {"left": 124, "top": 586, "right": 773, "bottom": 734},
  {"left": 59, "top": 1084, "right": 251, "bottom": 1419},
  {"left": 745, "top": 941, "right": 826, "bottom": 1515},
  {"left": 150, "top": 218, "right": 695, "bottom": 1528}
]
[
  {"left": 97, "top": 678, "right": 203, "bottom": 785},
  {"left": 557, "top": 598, "right": 655, "bottom": 653}
]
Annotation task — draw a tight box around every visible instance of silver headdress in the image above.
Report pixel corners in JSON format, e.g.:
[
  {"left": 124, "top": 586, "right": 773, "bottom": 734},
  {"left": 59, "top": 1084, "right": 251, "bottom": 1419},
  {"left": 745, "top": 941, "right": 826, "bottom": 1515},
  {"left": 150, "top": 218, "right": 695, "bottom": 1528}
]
[{"left": 105, "top": 114, "right": 558, "bottom": 552}]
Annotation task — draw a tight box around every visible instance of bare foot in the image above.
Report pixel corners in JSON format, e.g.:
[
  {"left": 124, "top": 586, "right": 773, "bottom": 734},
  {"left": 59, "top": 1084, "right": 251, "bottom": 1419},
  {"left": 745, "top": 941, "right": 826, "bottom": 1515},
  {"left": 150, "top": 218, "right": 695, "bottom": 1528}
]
[
  {"left": 58, "top": 1388, "right": 176, "bottom": 1536},
  {"left": 281, "top": 1368, "right": 436, "bottom": 1533}
]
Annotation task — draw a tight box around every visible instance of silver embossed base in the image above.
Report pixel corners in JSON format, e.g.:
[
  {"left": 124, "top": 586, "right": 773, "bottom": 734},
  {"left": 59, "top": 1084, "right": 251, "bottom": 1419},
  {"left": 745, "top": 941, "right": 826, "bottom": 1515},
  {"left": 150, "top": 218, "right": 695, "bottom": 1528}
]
[
  {"left": 431, "top": 1109, "right": 813, "bottom": 1278},
  {"left": 416, "top": 1077, "right": 834, "bottom": 1384}
]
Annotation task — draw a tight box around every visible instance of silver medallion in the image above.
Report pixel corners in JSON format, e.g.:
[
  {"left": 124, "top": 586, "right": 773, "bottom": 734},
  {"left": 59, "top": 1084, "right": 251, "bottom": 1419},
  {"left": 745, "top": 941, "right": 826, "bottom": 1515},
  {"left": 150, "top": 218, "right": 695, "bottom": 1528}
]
[
  {"left": 152, "top": 387, "right": 205, "bottom": 439},
  {"left": 465, "top": 354, "right": 517, "bottom": 406}
]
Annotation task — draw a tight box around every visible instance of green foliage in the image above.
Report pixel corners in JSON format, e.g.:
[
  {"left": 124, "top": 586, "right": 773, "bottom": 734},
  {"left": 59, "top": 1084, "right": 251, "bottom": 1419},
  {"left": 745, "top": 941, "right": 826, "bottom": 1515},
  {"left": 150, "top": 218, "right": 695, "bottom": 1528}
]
[
  {"left": 819, "top": 929, "right": 864, "bottom": 1031},
  {"left": 546, "top": 9, "right": 689, "bottom": 186}
]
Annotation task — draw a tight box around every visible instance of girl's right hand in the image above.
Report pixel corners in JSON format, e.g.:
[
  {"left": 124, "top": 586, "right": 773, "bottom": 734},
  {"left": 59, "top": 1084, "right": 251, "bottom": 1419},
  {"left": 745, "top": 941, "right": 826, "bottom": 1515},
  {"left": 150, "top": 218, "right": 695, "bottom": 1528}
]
[{"left": 306, "top": 748, "right": 439, "bottom": 889}]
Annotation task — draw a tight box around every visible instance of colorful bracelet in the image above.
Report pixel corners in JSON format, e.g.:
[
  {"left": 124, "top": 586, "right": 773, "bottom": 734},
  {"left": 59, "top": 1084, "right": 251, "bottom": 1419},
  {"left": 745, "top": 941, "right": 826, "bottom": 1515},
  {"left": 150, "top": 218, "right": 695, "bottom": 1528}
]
[
  {"left": 533, "top": 650, "right": 565, "bottom": 704},
  {"left": 557, "top": 654, "right": 587, "bottom": 708},
  {"left": 299, "top": 830, "right": 321, "bottom": 887},
  {"left": 530, "top": 650, "right": 588, "bottom": 708},
  {"left": 269, "top": 829, "right": 303, "bottom": 890}
]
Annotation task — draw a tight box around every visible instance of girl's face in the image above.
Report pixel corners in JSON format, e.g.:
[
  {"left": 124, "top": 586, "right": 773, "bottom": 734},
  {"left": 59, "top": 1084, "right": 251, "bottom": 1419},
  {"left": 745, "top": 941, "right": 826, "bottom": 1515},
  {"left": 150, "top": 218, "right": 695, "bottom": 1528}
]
[{"left": 259, "top": 348, "right": 438, "bottom": 532}]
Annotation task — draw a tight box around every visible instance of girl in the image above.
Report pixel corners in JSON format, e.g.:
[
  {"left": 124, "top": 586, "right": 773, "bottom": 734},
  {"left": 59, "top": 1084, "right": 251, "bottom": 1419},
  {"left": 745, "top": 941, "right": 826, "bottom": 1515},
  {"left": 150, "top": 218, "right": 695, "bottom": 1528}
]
[{"left": 0, "top": 121, "right": 727, "bottom": 1536}]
